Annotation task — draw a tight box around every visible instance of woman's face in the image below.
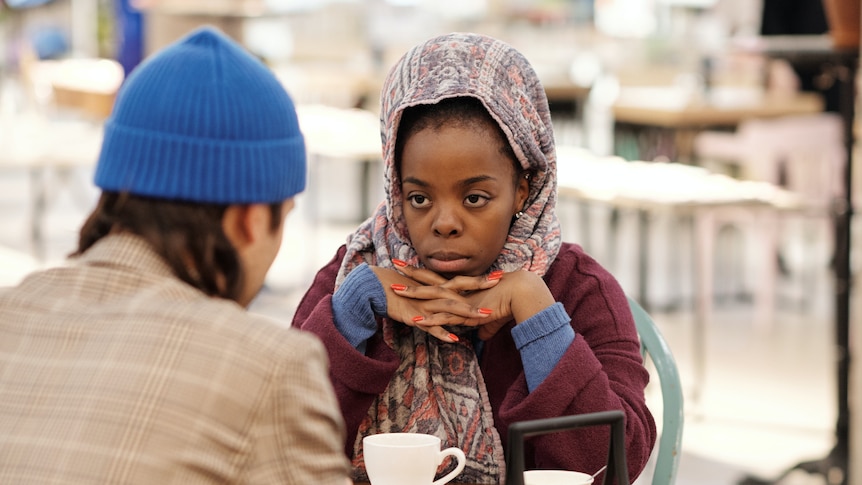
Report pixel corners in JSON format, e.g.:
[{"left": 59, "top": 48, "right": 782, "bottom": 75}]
[{"left": 399, "top": 121, "right": 530, "bottom": 278}]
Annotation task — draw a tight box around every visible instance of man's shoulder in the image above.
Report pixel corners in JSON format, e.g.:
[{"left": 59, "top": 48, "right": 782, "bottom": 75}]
[
  {"left": 242, "top": 311, "right": 325, "bottom": 354},
  {"left": 190, "top": 299, "right": 325, "bottom": 361}
]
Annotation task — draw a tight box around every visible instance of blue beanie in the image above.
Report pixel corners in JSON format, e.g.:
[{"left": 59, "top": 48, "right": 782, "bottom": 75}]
[{"left": 94, "top": 26, "right": 306, "bottom": 204}]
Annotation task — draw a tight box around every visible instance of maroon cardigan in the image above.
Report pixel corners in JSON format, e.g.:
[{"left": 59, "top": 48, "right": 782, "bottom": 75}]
[{"left": 291, "top": 242, "right": 656, "bottom": 481}]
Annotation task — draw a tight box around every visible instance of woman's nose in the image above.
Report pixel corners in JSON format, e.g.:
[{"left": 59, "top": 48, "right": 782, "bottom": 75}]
[{"left": 431, "top": 205, "right": 462, "bottom": 237}]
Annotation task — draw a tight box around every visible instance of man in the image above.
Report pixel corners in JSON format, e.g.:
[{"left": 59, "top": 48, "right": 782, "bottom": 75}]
[{"left": 0, "top": 26, "right": 351, "bottom": 484}]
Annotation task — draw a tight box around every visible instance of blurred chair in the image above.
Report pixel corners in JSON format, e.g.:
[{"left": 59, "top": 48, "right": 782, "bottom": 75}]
[
  {"left": 628, "top": 296, "right": 683, "bottom": 485},
  {"left": 694, "top": 113, "right": 843, "bottom": 205},
  {"left": 693, "top": 113, "right": 844, "bottom": 320}
]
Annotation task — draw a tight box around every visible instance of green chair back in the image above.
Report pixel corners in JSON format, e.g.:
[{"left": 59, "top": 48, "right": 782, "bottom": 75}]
[{"left": 628, "top": 296, "right": 684, "bottom": 485}]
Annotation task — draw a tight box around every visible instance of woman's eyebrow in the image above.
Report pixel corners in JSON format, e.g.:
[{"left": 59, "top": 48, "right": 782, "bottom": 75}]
[
  {"left": 402, "top": 174, "right": 498, "bottom": 188},
  {"left": 460, "top": 175, "right": 496, "bottom": 187},
  {"left": 402, "top": 176, "right": 429, "bottom": 187}
]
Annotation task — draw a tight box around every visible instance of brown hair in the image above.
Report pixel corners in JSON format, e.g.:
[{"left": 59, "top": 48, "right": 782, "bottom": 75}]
[{"left": 74, "top": 192, "right": 283, "bottom": 301}]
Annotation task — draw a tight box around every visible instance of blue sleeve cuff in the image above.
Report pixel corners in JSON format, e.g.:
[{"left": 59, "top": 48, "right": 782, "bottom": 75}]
[
  {"left": 331, "top": 264, "right": 387, "bottom": 351},
  {"left": 511, "top": 302, "right": 575, "bottom": 392}
]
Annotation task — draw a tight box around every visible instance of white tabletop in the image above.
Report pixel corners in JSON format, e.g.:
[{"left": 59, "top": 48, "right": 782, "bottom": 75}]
[
  {"left": 0, "top": 111, "right": 103, "bottom": 169},
  {"left": 555, "top": 145, "right": 804, "bottom": 210},
  {"left": 296, "top": 104, "right": 381, "bottom": 161}
]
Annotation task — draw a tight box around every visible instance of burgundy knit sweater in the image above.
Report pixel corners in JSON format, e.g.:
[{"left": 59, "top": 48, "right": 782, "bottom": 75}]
[{"left": 291, "top": 242, "right": 657, "bottom": 481}]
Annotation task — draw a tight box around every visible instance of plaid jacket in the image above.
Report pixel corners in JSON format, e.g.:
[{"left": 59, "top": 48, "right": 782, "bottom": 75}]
[{"left": 0, "top": 234, "right": 349, "bottom": 484}]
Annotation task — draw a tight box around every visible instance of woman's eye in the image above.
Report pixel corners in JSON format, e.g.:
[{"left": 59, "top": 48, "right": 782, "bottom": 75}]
[
  {"left": 465, "top": 194, "right": 490, "bottom": 207},
  {"left": 407, "top": 194, "right": 430, "bottom": 208}
]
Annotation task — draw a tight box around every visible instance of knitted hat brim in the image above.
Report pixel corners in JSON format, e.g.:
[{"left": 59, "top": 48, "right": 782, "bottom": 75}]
[{"left": 95, "top": 121, "right": 306, "bottom": 204}]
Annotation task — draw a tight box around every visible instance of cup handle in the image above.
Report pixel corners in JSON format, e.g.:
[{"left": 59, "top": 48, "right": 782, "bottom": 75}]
[{"left": 433, "top": 447, "right": 466, "bottom": 485}]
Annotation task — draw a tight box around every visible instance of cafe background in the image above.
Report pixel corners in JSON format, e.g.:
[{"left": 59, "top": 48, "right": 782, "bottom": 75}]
[{"left": 0, "top": 0, "right": 860, "bottom": 484}]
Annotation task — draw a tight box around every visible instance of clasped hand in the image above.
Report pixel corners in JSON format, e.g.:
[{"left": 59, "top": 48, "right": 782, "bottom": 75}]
[{"left": 370, "top": 263, "right": 555, "bottom": 342}]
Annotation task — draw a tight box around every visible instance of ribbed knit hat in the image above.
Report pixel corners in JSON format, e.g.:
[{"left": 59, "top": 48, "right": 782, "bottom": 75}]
[{"left": 94, "top": 26, "right": 306, "bottom": 204}]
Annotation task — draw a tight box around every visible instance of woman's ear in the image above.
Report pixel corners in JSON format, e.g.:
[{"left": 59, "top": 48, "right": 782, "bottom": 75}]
[{"left": 515, "top": 171, "right": 531, "bottom": 214}]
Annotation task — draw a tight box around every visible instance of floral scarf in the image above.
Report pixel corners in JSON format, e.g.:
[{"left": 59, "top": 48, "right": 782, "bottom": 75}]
[{"left": 336, "top": 32, "right": 562, "bottom": 484}]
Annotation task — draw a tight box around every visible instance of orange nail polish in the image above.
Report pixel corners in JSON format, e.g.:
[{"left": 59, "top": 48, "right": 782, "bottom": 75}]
[
  {"left": 487, "top": 270, "right": 504, "bottom": 280},
  {"left": 478, "top": 308, "right": 493, "bottom": 315},
  {"left": 412, "top": 316, "right": 424, "bottom": 323},
  {"left": 448, "top": 333, "right": 460, "bottom": 342},
  {"left": 392, "top": 259, "right": 408, "bottom": 267},
  {"left": 390, "top": 284, "right": 407, "bottom": 291}
]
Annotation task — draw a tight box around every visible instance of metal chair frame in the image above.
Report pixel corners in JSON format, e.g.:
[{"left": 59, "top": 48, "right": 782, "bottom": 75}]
[{"left": 506, "top": 409, "right": 629, "bottom": 485}]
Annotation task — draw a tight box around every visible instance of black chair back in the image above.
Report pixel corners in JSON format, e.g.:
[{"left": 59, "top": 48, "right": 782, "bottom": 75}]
[{"left": 505, "top": 409, "right": 629, "bottom": 485}]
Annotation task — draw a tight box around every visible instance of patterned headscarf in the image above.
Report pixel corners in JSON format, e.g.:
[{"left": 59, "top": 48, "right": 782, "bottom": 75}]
[
  {"left": 339, "top": 33, "right": 562, "bottom": 484},
  {"left": 336, "top": 32, "right": 561, "bottom": 286}
]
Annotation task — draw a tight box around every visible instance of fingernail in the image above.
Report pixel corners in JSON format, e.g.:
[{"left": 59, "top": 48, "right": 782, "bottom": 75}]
[
  {"left": 392, "top": 259, "right": 408, "bottom": 267},
  {"left": 478, "top": 308, "right": 493, "bottom": 315},
  {"left": 487, "top": 270, "right": 504, "bottom": 280},
  {"left": 448, "top": 333, "right": 460, "bottom": 342},
  {"left": 390, "top": 284, "right": 407, "bottom": 291},
  {"left": 412, "top": 316, "right": 424, "bottom": 323}
]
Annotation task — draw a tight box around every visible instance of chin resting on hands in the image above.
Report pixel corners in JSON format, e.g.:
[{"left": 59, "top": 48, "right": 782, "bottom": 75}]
[
  {"left": 369, "top": 264, "right": 499, "bottom": 342},
  {"left": 370, "top": 264, "right": 555, "bottom": 343}
]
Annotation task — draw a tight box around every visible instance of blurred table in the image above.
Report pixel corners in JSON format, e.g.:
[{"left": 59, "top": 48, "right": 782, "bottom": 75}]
[
  {"left": 296, "top": 104, "right": 381, "bottom": 219},
  {"left": 0, "top": 112, "right": 104, "bottom": 260},
  {"left": 44, "top": 58, "right": 123, "bottom": 119},
  {"left": 555, "top": 146, "right": 809, "bottom": 402},
  {"left": 613, "top": 87, "right": 823, "bottom": 128},
  {"left": 544, "top": 81, "right": 590, "bottom": 103},
  {"left": 612, "top": 86, "right": 824, "bottom": 162},
  {"left": 541, "top": 75, "right": 590, "bottom": 117},
  {"left": 136, "top": 0, "right": 292, "bottom": 54},
  {"left": 297, "top": 104, "right": 380, "bottom": 160},
  {"left": 24, "top": 57, "right": 124, "bottom": 119},
  {"left": 2, "top": 58, "right": 120, "bottom": 260}
]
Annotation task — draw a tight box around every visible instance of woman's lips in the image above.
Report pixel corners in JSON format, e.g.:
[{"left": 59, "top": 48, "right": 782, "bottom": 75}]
[{"left": 427, "top": 253, "right": 470, "bottom": 274}]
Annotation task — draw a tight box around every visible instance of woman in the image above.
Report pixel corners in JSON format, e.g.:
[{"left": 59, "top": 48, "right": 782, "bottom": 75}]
[{"left": 292, "top": 32, "right": 656, "bottom": 484}]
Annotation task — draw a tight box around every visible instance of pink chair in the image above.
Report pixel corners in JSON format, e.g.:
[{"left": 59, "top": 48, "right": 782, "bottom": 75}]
[{"left": 693, "top": 113, "right": 845, "bottom": 325}]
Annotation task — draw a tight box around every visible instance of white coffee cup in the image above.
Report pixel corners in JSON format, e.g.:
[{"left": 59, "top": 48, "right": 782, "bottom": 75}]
[
  {"left": 524, "top": 469, "right": 595, "bottom": 485},
  {"left": 363, "top": 432, "right": 466, "bottom": 485}
]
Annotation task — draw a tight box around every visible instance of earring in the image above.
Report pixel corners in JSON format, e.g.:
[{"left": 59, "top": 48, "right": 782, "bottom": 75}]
[{"left": 514, "top": 211, "right": 524, "bottom": 219}]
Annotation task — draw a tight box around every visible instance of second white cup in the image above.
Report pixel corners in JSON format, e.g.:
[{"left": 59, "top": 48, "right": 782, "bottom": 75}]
[
  {"left": 524, "top": 469, "right": 596, "bottom": 485},
  {"left": 363, "top": 432, "right": 466, "bottom": 485}
]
